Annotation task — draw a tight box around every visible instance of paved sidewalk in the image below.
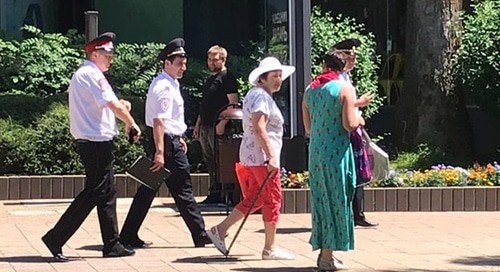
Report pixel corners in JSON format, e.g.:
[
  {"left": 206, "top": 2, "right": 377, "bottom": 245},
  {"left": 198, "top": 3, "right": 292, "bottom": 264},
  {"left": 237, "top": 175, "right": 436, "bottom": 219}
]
[{"left": 0, "top": 197, "right": 500, "bottom": 272}]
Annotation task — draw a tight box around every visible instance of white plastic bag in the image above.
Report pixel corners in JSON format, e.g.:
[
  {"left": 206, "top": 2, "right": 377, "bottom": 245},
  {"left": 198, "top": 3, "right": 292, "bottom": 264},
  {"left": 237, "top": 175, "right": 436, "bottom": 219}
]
[{"left": 362, "top": 130, "right": 390, "bottom": 182}]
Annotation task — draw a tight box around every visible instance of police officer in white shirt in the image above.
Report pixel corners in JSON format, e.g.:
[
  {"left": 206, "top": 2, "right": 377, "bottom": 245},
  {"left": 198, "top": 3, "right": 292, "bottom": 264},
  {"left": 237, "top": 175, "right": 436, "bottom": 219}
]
[
  {"left": 332, "top": 39, "right": 377, "bottom": 227},
  {"left": 120, "top": 38, "right": 212, "bottom": 248},
  {"left": 41, "top": 32, "right": 140, "bottom": 261}
]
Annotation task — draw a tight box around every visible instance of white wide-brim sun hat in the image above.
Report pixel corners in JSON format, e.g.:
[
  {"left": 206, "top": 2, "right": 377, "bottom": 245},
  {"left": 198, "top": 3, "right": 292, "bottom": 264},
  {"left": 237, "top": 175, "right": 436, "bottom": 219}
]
[{"left": 248, "top": 57, "right": 296, "bottom": 86}]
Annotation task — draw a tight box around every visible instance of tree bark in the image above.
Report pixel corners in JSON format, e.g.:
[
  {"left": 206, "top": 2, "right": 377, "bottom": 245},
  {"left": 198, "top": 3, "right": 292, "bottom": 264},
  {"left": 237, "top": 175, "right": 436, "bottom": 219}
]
[{"left": 395, "top": 0, "right": 474, "bottom": 159}]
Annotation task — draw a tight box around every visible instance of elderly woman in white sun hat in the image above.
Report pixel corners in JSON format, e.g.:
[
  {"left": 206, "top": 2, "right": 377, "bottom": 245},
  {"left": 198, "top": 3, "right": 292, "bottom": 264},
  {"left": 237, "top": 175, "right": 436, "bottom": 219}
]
[{"left": 207, "top": 57, "right": 296, "bottom": 260}]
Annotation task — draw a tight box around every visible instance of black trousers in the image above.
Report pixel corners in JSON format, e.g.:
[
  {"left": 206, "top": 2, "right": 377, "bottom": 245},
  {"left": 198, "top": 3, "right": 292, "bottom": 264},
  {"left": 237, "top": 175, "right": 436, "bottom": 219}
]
[
  {"left": 353, "top": 185, "right": 366, "bottom": 222},
  {"left": 44, "top": 140, "right": 119, "bottom": 253},
  {"left": 120, "top": 131, "right": 206, "bottom": 245}
]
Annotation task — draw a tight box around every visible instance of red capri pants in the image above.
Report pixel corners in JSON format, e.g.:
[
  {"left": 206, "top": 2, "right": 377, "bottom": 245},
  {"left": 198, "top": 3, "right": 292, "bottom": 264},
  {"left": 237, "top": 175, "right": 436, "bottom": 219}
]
[{"left": 234, "top": 163, "right": 282, "bottom": 225}]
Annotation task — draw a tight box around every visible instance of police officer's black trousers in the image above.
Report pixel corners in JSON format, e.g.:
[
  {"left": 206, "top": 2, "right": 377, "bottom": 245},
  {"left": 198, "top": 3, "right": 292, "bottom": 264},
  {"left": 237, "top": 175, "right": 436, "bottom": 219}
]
[
  {"left": 353, "top": 185, "right": 365, "bottom": 222},
  {"left": 44, "top": 141, "right": 119, "bottom": 253},
  {"left": 120, "top": 133, "right": 206, "bottom": 245}
]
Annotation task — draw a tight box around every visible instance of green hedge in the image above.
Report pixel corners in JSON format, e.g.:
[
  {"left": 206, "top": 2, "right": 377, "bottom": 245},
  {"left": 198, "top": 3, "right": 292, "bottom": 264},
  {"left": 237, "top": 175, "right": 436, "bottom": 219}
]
[
  {"left": 0, "top": 26, "right": 82, "bottom": 96},
  {"left": 455, "top": 0, "right": 500, "bottom": 116},
  {"left": 310, "top": 6, "right": 383, "bottom": 117},
  {"left": 0, "top": 93, "right": 206, "bottom": 175}
]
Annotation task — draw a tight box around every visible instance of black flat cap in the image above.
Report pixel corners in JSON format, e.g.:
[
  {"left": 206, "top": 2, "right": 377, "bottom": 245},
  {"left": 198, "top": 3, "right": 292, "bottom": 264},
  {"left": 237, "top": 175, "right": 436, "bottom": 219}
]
[
  {"left": 157, "top": 38, "right": 186, "bottom": 61},
  {"left": 331, "top": 38, "right": 361, "bottom": 53},
  {"left": 84, "top": 32, "right": 116, "bottom": 54}
]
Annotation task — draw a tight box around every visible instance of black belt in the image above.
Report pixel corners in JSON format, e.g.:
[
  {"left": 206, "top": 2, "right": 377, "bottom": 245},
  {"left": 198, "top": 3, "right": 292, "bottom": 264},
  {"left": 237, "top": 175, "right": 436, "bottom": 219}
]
[
  {"left": 166, "top": 134, "right": 182, "bottom": 139},
  {"left": 145, "top": 127, "right": 182, "bottom": 140},
  {"left": 76, "top": 139, "right": 112, "bottom": 143}
]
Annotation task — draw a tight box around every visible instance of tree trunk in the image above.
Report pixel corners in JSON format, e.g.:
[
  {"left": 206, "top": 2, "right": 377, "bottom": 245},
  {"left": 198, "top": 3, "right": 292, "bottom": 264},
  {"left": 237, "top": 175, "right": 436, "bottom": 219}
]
[{"left": 395, "top": 0, "right": 474, "bottom": 160}]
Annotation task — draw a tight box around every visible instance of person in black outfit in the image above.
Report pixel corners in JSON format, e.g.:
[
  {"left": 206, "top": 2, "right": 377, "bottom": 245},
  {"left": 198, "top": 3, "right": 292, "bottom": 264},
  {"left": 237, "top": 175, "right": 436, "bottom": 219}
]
[
  {"left": 331, "top": 39, "right": 378, "bottom": 227},
  {"left": 119, "top": 38, "right": 212, "bottom": 248},
  {"left": 41, "top": 32, "right": 139, "bottom": 261},
  {"left": 193, "top": 45, "right": 238, "bottom": 204}
]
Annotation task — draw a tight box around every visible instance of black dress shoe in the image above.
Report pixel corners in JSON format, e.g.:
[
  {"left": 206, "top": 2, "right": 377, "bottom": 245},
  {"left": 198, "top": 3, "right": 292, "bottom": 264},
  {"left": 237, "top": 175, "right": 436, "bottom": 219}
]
[
  {"left": 103, "top": 242, "right": 136, "bottom": 257},
  {"left": 194, "top": 232, "right": 213, "bottom": 248},
  {"left": 53, "top": 253, "right": 70, "bottom": 262},
  {"left": 121, "top": 239, "right": 153, "bottom": 249},
  {"left": 41, "top": 235, "right": 69, "bottom": 262},
  {"left": 355, "top": 220, "right": 379, "bottom": 227},
  {"left": 200, "top": 195, "right": 224, "bottom": 205}
]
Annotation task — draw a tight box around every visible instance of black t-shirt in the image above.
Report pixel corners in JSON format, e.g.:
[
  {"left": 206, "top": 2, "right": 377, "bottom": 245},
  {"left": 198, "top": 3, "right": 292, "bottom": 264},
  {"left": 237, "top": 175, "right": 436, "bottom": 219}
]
[{"left": 199, "top": 69, "right": 238, "bottom": 126}]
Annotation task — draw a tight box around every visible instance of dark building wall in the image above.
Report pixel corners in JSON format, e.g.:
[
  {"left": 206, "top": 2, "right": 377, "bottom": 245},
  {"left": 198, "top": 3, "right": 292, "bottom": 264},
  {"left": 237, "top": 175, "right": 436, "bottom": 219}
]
[
  {"left": 95, "top": 0, "right": 183, "bottom": 43},
  {"left": 56, "top": 0, "right": 92, "bottom": 34},
  {"left": 312, "top": 0, "right": 407, "bottom": 56},
  {"left": 0, "top": 0, "right": 58, "bottom": 37},
  {"left": 184, "top": 0, "right": 265, "bottom": 58}
]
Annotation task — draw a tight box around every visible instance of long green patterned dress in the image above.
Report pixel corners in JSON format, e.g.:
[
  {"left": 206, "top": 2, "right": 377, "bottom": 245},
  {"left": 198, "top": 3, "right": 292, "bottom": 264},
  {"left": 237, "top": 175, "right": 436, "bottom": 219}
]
[{"left": 305, "top": 80, "right": 356, "bottom": 251}]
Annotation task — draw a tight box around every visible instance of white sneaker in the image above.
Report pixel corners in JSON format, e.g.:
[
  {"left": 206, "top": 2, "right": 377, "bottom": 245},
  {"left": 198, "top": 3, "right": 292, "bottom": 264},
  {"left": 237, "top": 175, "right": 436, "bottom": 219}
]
[
  {"left": 206, "top": 226, "right": 227, "bottom": 255},
  {"left": 262, "top": 247, "right": 295, "bottom": 260}
]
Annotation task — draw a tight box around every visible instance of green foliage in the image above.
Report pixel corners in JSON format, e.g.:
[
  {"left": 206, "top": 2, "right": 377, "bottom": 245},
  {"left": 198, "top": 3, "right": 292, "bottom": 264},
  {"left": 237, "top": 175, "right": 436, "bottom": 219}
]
[
  {"left": 0, "top": 97, "right": 145, "bottom": 175},
  {"left": 181, "top": 58, "right": 210, "bottom": 126},
  {"left": 390, "top": 144, "right": 433, "bottom": 170},
  {"left": 107, "top": 43, "right": 164, "bottom": 98},
  {"left": 0, "top": 25, "right": 82, "bottom": 96},
  {"left": 236, "top": 77, "right": 253, "bottom": 100},
  {"left": 310, "top": 6, "right": 383, "bottom": 117},
  {"left": 0, "top": 93, "right": 67, "bottom": 126},
  {"left": 455, "top": 0, "right": 500, "bottom": 116},
  {"left": 0, "top": 119, "right": 32, "bottom": 174},
  {"left": 186, "top": 139, "right": 204, "bottom": 172},
  {"left": 229, "top": 50, "right": 266, "bottom": 98},
  {"left": 112, "top": 123, "right": 145, "bottom": 174},
  {"left": 23, "top": 103, "right": 83, "bottom": 174},
  {"left": 390, "top": 143, "right": 470, "bottom": 171}
]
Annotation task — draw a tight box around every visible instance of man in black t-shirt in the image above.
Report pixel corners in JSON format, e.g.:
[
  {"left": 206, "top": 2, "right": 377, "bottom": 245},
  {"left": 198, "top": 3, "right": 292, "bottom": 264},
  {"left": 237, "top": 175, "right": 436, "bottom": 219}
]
[{"left": 193, "top": 45, "right": 238, "bottom": 204}]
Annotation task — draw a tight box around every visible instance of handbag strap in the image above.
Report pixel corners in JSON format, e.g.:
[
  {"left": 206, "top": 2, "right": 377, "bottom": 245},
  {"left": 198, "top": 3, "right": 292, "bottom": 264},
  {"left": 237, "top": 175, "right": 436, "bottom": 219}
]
[{"left": 360, "top": 127, "right": 372, "bottom": 143}]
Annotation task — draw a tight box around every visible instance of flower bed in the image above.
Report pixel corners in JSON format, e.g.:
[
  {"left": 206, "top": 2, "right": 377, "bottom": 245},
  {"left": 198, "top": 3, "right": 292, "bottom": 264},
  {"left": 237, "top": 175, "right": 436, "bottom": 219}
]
[
  {"left": 280, "top": 168, "right": 309, "bottom": 188},
  {"left": 280, "top": 162, "right": 500, "bottom": 188},
  {"left": 373, "top": 162, "right": 500, "bottom": 187}
]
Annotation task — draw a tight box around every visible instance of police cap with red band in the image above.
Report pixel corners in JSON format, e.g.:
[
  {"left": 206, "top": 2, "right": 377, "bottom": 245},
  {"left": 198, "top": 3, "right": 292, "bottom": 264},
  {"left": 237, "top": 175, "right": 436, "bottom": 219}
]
[{"left": 84, "top": 32, "right": 116, "bottom": 54}]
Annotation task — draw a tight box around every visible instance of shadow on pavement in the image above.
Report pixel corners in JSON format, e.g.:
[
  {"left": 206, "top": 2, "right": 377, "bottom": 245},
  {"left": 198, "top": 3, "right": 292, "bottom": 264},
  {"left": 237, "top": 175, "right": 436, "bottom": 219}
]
[
  {"left": 144, "top": 246, "right": 198, "bottom": 249},
  {"left": 232, "top": 267, "right": 315, "bottom": 272},
  {"left": 77, "top": 244, "right": 102, "bottom": 251},
  {"left": 383, "top": 270, "right": 479, "bottom": 272},
  {"left": 173, "top": 255, "right": 257, "bottom": 263},
  {"left": 3, "top": 200, "right": 72, "bottom": 206},
  {"left": 0, "top": 256, "right": 56, "bottom": 263},
  {"left": 450, "top": 255, "right": 500, "bottom": 267},
  {"left": 255, "top": 227, "right": 311, "bottom": 234}
]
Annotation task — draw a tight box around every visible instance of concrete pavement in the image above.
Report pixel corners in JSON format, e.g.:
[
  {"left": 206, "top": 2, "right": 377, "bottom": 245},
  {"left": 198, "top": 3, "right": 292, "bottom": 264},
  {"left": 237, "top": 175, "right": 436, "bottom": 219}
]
[{"left": 0, "top": 197, "right": 499, "bottom": 272}]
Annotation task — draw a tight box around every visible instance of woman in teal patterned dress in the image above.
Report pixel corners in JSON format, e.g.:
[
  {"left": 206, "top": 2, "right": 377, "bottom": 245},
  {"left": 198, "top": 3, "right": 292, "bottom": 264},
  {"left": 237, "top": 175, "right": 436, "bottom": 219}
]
[{"left": 302, "top": 50, "right": 361, "bottom": 271}]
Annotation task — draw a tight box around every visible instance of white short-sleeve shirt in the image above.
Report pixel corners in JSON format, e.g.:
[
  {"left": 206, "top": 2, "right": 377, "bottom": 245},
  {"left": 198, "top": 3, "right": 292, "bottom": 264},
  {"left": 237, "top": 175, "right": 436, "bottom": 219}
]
[
  {"left": 69, "top": 60, "right": 119, "bottom": 141},
  {"left": 239, "top": 87, "right": 284, "bottom": 167},
  {"left": 145, "top": 72, "right": 187, "bottom": 135},
  {"left": 340, "top": 72, "right": 360, "bottom": 115}
]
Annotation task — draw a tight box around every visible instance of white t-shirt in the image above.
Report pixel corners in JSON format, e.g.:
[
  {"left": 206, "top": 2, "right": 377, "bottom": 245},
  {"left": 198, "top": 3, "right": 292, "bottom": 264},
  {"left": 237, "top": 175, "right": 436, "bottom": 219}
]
[
  {"left": 69, "top": 60, "right": 118, "bottom": 141},
  {"left": 145, "top": 71, "right": 187, "bottom": 135},
  {"left": 239, "top": 87, "right": 284, "bottom": 167},
  {"left": 340, "top": 72, "right": 361, "bottom": 116}
]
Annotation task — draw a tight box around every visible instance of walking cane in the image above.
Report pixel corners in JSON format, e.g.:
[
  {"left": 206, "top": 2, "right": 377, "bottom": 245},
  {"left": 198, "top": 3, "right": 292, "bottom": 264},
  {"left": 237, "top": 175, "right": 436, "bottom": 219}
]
[{"left": 224, "top": 169, "right": 276, "bottom": 257}]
